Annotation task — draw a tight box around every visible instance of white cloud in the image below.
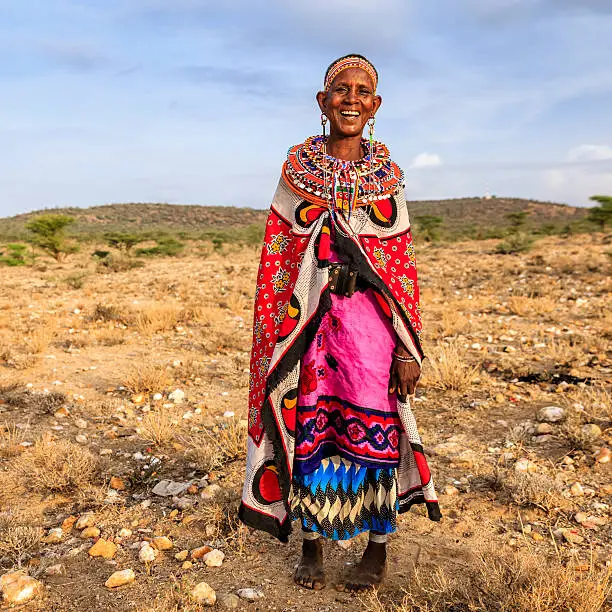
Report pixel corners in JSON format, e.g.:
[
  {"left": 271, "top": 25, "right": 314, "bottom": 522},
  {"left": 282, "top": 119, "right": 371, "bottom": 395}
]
[
  {"left": 410, "top": 152, "right": 442, "bottom": 168},
  {"left": 567, "top": 144, "right": 612, "bottom": 162}
]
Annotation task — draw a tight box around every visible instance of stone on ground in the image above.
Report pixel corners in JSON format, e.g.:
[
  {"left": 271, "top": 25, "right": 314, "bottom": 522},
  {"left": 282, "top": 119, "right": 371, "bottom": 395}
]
[
  {"left": 191, "top": 582, "right": 216, "bottom": 606},
  {"left": 75, "top": 513, "right": 95, "bottom": 530},
  {"left": 105, "top": 569, "right": 135, "bottom": 588},
  {"left": 88, "top": 538, "right": 118, "bottom": 559},
  {"left": 236, "top": 587, "right": 264, "bottom": 601},
  {"left": 537, "top": 406, "right": 565, "bottom": 423},
  {"left": 0, "top": 571, "right": 43, "bottom": 605},
  {"left": 151, "top": 536, "right": 173, "bottom": 551},
  {"left": 203, "top": 549, "right": 225, "bottom": 567}
]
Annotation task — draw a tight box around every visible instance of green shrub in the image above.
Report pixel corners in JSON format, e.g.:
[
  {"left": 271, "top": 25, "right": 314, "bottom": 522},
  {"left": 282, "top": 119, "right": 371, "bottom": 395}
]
[
  {"left": 588, "top": 195, "right": 612, "bottom": 229},
  {"left": 496, "top": 232, "right": 536, "bottom": 254},
  {"left": 414, "top": 215, "right": 444, "bottom": 242},
  {"left": 136, "top": 236, "right": 185, "bottom": 257},
  {"left": 0, "top": 243, "right": 32, "bottom": 266},
  {"left": 103, "top": 231, "right": 146, "bottom": 252},
  {"left": 25, "top": 214, "right": 78, "bottom": 261}
]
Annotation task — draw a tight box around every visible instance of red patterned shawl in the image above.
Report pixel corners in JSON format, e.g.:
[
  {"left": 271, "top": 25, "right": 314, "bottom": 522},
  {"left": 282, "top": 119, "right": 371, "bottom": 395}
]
[{"left": 239, "top": 140, "right": 439, "bottom": 541}]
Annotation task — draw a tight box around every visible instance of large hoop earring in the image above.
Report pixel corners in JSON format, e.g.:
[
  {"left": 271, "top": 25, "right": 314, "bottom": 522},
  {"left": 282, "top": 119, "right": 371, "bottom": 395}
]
[{"left": 368, "top": 116, "right": 376, "bottom": 161}]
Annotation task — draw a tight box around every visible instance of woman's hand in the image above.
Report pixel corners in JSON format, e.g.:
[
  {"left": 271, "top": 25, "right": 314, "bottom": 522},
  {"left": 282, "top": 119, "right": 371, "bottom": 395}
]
[{"left": 389, "top": 345, "right": 421, "bottom": 398}]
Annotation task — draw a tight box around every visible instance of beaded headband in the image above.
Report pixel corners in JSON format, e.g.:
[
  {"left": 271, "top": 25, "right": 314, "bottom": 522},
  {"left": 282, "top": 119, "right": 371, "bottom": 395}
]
[{"left": 324, "top": 55, "right": 378, "bottom": 92}]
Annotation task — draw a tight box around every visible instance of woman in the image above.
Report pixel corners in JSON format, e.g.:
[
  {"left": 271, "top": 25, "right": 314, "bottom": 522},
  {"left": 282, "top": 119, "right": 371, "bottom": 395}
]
[{"left": 239, "top": 54, "right": 440, "bottom": 593}]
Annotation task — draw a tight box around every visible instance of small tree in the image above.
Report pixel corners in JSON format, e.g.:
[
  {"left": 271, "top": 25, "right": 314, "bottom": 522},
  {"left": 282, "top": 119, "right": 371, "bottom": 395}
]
[
  {"left": 25, "top": 214, "right": 78, "bottom": 261},
  {"left": 0, "top": 244, "right": 32, "bottom": 266},
  {"left": 414, "top": 215, "right": 443, "bottom": 242},
  {"left": 103, "top": 231, "right": 145, "bottom": 253},
  {"left": 587, "top": 195, "right": 612, "bottom": 230},
  {"left": 506, "top": 211, "right": 529, "bottom": 231}
]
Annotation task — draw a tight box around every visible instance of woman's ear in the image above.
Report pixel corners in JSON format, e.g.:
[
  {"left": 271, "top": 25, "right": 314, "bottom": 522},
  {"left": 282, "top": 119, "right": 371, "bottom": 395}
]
[
  {"left": 372, "top": 94, "right": 383, "bottom": 115},
  {"left": 316, "top": 90, "right": 327, "bottom": 114}
]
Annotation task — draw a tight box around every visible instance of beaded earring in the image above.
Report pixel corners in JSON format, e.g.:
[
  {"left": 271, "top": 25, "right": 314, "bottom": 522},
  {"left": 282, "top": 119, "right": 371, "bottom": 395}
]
[
  {"left": 368, "top": 116, "right": 376, "bottom": 161},
  {"left": 321, "top": 113, "right": 328, "bottom": 138}
]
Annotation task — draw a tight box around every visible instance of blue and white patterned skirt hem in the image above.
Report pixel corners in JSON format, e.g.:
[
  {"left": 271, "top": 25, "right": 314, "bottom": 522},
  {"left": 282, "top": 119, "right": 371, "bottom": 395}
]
[{"left": 289, "top": 455, "right": 399, "bottom": 540}]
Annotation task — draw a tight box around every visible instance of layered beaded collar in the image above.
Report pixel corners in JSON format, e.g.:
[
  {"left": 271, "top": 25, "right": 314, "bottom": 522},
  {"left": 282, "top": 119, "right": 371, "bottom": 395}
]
[{"left": 282, "top": 135, "right": 404, "bottom": 213}]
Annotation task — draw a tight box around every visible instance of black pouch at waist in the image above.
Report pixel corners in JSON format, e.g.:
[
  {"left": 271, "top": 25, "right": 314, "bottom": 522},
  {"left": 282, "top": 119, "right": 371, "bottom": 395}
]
[{"left": 328, "top": 263, "right": 361, "bottom": 297}]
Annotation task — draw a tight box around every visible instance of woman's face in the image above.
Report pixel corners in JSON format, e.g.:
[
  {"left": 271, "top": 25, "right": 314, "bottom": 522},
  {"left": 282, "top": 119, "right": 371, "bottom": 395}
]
[{"left": 317, "top": 67, "right": 382, "bottom": 139}]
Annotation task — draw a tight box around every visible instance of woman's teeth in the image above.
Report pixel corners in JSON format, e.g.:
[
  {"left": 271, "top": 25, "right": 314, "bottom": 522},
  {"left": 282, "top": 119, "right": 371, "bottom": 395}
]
[{"left": 340, "top": 111, "right": 360, "bottom": 117}]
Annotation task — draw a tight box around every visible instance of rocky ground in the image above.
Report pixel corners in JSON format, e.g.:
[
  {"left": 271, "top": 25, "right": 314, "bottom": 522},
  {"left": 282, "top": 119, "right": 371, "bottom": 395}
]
[{"left": 0, "top": 233, "right": 610, "bottom": 611}]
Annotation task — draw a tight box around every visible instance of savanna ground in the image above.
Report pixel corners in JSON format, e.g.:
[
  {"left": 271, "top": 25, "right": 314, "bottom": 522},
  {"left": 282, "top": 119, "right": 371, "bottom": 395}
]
[{"left": 0, "top": 233, "right": 610, "bottom": 611}]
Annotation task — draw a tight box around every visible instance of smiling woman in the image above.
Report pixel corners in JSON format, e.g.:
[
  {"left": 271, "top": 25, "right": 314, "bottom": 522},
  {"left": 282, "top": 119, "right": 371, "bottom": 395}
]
[{"left": 239, "top": 54, "right": 441, "bottom": 594}]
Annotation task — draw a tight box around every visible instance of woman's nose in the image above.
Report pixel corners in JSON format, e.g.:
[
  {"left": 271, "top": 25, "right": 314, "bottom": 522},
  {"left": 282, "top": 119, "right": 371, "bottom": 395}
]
[{"left": 345, "top": 87, "right": 359, "bottom": 103}]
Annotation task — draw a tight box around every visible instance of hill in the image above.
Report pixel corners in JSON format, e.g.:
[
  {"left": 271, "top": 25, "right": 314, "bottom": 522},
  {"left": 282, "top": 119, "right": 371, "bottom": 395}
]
[{"left": 0, "top": 197, "right": 589, "bottom": 241}]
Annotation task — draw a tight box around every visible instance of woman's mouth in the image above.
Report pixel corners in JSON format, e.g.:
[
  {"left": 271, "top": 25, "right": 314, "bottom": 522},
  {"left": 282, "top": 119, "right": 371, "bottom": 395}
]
[{"left": 340, "top": 110, "right": 360, "bottom": 119}]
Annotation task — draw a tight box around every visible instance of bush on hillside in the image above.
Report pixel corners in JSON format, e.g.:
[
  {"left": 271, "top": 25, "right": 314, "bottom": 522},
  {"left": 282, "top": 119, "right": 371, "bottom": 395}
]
[
  {"left": 25, "top": 214, "right": 78, "bottom": 261},
  {"left": 414, "top": 215, "right": 444, "bottom": 242},
  {"left": 496, "top": 232, "right": 536, "bottom": 254},
  {"left": 0, "top": 243, "right": 33, "bottom": 266},
  {"left": 136, "top": 236, "right": 185, "bottom": 257},
  {"left": 588, "top": 195, "right": 612, "bottom": 229},
  {"left": 103, "top": 231, "right": 146, "bottom": 252}
]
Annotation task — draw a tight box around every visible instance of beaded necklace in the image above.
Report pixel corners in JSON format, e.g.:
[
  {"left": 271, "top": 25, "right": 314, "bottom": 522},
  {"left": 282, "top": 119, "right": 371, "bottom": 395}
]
[{"left": 283, "top": 135, "right": 404, "bottom": 218}]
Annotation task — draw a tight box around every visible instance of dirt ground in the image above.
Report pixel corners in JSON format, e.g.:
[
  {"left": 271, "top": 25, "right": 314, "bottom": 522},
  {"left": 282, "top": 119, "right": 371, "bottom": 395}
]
[{"left": 0, "top": 233, "right": 610, "bottom": 611}]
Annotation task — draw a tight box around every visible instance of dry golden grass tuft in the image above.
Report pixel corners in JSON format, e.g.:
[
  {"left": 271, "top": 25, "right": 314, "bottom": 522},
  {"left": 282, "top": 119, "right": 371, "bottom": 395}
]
[
  {"left": 495, "top": 467, "right": 563, "bottom": 512},
  {"left": 0, "top": 512, "right": 42, "bottom": 566},
  {"left": 93, "top": 326, "right": 127, "bottom": 346},
  {"left": 123, "top": 362, "right": 172, "bottom": 395},
  {"left": 0, "top": 422, "right": 27, "bottom": 458},
  {"left": 188, "top": 419, "right": 248, "bottom": 472},
  {"left": 139, "top": 407, "right": 183, "bottom": 446},
  {"left": 438, "top": 310, "right": 468, "bottom": 337},
  {"left": 508, "top": 295, "right": 556, "bottom": 317},
  {"left": 26, "top": 321, "right": 57, "bottom": 353},
  {"left": 135, "top": 303, "right": 182, "bottom": 334},
  {"left": 364, "top": 548, "right": 611, "bottom": 612},
  {"left": 566, "top": 385, "right": 612, "bottom": 422},
  {"left": 12, "top": 433, "right": 98, "bottom": 492},
  {"left": 185, "top": 303, "right": 227, "bottom": 327},
  {"left": 545, "top": 336, "right": 585, "bottom": 366},
  {"left": 421, "top": 341, "right": 478, "bottom": 392}
]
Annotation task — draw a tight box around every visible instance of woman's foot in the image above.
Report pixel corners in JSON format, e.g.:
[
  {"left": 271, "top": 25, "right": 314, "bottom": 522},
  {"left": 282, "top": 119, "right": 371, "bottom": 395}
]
[
  {"left": 338, "top": 541, "right": 387, "bottom": 593},
  {"left": 294, "top": 538, "right": 326, "bottom": 590}
]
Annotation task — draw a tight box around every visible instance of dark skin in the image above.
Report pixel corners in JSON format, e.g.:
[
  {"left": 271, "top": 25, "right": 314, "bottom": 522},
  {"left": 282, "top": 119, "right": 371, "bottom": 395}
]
[{"left": 294, "top": 67, "right": 421, "bottom": 594}]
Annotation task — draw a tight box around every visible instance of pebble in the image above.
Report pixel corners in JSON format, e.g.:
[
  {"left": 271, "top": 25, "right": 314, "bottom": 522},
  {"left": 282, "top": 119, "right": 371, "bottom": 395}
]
[
  {"left": 74, "top": 418, "right": 88, "bottom": 429},
  {"left": 563, "top": 530, "right": 584, "bottom": 545},
  {"left": 152, "top": 480, "right": 191, "bottom": 497},
  {"left": 88, "top": 538, "right": 118, "bottom": 559},
  {"left": 153, "top": 393, "right": 163, "bottom": 401},
  {"left": 100, "top": 448, "right": 113, "bottom": 456},
  {"left": 110, "top": 476, "right": 127, "bottom": 490},
  {"left": 75, "top": 434, "right": 88, "bottom": 444},
  {"left": 219, "top": 593, "right": 240, "bottom": 609},
  {"left": 44, "top": 564, "right": 66, "bottom": 576},
  {"left": 494, "top": 393, "right": 505, "bottom": 403},
  {"left": 452, "top": 450, "right": 477, "bottom": 468},
  {"left": 191, "top": 582, "right": 216, "bottom": 606},
  {"left": 445, "top": 485, "right": 460, "bottom": 496},
  {"left": 151, "top": 536, "right": 173, "bottom": 551},
  {"left": 201, "top": 483, "right": 222, "bottom": 500},
  {"left": 236, "top": 588, "right": 265, "bottom": 602},
  {"left": 105, "top": 569, "right": 135, "bottom": 588},
  {"left": 514, "top": 459, "right": 537, "bottom": 473},
  {"left": 76, "top": 513, "right": 95, "bottom": 530},
  {"left": 81, "top": 527, "right": 101, "bottom": 539},
  {"left": 581, "top": 424, "right": 602, "bottom": 439},
  {"left": 203, "top": 549, "right": 225, "bottom": 567},
  {"left": 44, "top": 527, "right": 64, "bottom": 544},
  {"left": 175, "top": 550, "right": 189, "bottom": 561},
  {"left": 191, "top": 545, "right": 213, "bottom": 560},
  {"left": 537, "top": 406, "right": 565, "bottom": 423},
  {"left": 570, "top": 482, "right": 584, "bottom": 496},
  {"left": 574, "top": 512, "right": 588, "bottom": 524},
  {"left": 182, "top": 561, "right": 193, "bottom": 570},
  {"left": 535, "top": 423, "right": 553, "bottom": 435},
  {"left": 223, "top": 411, "right": 235, "bottom": 418},
  {"left": 531, "top": 532, "right": 544, "bottom": 542},
  {"left": 139, "top": 544, "right": 158, "bottom": 563},
  {"left": 169, "top": 389, "right": 185, "bottom": 404},
  {"left": 594, "top": 448, "right": 610, "bottom": 464},
  {"left": 0, "top": 571, "right": 43, "bottom": 605}
]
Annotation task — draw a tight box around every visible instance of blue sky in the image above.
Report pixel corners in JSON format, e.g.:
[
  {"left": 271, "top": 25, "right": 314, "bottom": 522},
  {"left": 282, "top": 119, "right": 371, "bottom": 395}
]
[{"left": 1, "top": 0, "right": 611, "bottom": 216}]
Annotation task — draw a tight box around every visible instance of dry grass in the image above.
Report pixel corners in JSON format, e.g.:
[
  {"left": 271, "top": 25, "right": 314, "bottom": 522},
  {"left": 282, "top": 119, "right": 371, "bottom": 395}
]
[
  {"left": 91, "top": 303, "right": 126, "bottom": 323},
  {"left": 188, "top": 419, "right": 248, "bottom": 472},
  {"left": 438, "top": 310, "right": 468, "bottom": 337},
  {"left": 123, "top": 362, "right": 172, "bottom": 395},
  {"left": 364, "top": 548, "right": 611, "bottom": 612},
  {"left": 135, "top": 303, "right": 182, "bottom": 334},
  {"left": 566, "top": 385, "right": 612, "bottom": 422},
  {"left": 0, "top": 422, "right": 27, "bottom": 458},
  {"left": 0, "top": 512, "right": 42, "bottom": 566},
  {"left": 508, "top": 295, "right": 556, "bottom": 317},
  {"left": 12, "top": 433, "right": 98, "bottom": 492},
  {"left": 139, "top": 407, "right": 182, "bottom": 446},
  {"left": 496, "top": 468, "right": 563, "bottom": 512},
  {"left": 25, "top": 322, "right": 57, "bottom": 353},
  {"left": 544, "top": 336, "right": 586, "bottom": 366},
  {"left": 93, "top": 327, "right": 127, "bottom": 346},
  {"left": 421, "top": 341, "right": 479, "bottom": 391}
]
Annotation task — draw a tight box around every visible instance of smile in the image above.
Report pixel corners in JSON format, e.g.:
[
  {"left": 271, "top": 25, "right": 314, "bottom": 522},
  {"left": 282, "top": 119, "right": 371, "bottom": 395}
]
[{"left": 340, "top": 110, "right": 360, "bottom": 117}]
